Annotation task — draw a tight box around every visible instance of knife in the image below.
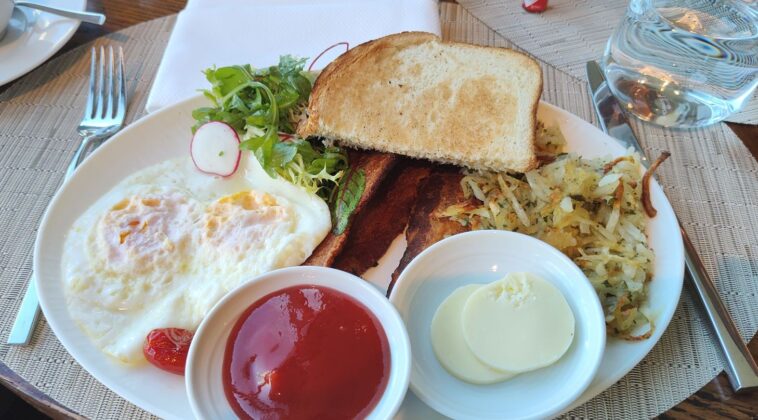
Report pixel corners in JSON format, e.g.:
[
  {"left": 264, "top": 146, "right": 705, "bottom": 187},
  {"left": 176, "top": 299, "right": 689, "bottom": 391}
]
[{"left": 586, "top": 60, "right": 758, "bottom": 391}]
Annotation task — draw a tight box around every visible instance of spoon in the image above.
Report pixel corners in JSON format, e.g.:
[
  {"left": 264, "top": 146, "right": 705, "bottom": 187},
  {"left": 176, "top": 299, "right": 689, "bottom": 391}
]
[{"left": 14, "top": 1, "right": 105, "bottom": 25}]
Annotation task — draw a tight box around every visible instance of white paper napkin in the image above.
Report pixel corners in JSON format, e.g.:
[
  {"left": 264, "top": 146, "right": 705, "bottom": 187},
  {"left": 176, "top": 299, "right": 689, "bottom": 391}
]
[{"left": 146, "top": 0, "right": 441, "bottom": 113}]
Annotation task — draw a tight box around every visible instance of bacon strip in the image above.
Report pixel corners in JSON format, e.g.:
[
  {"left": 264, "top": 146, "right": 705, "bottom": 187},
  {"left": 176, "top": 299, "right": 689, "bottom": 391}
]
[
  {"left": 388, "top": 168, "right": 467, "bottom": 296},
  {"left": 332, "top": 159, "right": 432, "bottom": 276},
  {"left": 305, "top": 150, "right": 397, "bottom": 266}
]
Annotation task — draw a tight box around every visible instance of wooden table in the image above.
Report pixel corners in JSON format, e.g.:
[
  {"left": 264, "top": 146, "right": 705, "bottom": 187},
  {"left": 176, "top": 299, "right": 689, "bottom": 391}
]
[{"left": 1, "top": 0, "right": 756, "bottom": 418}]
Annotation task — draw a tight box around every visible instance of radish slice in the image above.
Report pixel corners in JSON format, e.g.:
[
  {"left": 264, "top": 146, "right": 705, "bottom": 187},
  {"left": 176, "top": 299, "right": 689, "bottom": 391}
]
[
  {"left": 308, "top": 42, "right": 350, "bottom": 72},
  {"left": 278, "top": 132, "right": 294, "bottom": 141},
  {"left": 191, "top": 122, "right": 241, "bottom": 177}
]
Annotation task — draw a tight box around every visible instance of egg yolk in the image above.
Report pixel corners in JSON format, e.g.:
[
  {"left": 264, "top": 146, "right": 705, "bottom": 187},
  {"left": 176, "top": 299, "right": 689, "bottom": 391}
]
[
  {"left": 203, "top": 191, "right": 290, "bottom": 247},
  {"left": 95, "top": 193, "right": 195, "bottom": 275}
]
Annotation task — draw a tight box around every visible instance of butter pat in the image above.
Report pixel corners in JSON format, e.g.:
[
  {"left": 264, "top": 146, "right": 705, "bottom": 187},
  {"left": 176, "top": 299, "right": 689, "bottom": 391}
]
[
  {"left": 462, "top": 272, "right": 575, "bottom": 373},
  {"left": 430, "top": 285, "right": 516, "bottom": 384}
]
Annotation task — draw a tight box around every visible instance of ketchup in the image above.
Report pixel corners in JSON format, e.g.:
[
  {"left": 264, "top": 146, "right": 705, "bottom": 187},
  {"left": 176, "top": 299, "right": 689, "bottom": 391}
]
[{"left": 223, "top": 285, "right": 390, "bottom": 420}]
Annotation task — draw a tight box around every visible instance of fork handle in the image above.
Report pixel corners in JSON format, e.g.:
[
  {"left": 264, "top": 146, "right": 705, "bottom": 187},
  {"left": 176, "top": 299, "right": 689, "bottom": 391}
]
[
  {"left": 7, "top": 275, "right": 40, "bottom": 345},
  {"left": 65, "top": 135, "right": 98, "bottom": 181}
]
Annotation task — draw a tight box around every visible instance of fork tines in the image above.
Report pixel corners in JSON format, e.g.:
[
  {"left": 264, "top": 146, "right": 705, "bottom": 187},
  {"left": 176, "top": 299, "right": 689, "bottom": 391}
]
[{"left": 85, "top": 46, "right": 126, "bottom": 123}]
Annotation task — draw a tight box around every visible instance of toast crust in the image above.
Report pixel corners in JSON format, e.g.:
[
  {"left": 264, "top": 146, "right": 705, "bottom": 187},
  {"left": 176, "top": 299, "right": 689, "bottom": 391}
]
[{"left": 299, "top": 32, "right": 542, "bottom": 173}]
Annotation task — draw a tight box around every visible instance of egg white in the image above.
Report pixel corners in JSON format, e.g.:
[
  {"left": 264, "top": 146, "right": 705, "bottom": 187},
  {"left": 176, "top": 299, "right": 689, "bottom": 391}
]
[{"left": 63, "top": 152, "right": 331, "bottom": 363}]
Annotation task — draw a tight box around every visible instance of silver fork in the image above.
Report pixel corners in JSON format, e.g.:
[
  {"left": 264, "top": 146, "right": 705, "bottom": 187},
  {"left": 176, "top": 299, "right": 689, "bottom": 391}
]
[{"left": 7, "top": 46, "right": 127, "bottom": 345}]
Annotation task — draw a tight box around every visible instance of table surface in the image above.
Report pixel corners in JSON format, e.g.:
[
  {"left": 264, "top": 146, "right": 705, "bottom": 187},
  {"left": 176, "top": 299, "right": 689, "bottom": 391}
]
[{"left": 0, "top": 0, "right": 756, "bottom": 418}]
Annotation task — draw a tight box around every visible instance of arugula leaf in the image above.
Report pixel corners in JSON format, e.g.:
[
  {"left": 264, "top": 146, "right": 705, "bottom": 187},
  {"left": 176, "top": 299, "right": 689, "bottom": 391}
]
[
  {"left": 278, "top": 55, "right": 308, "bottom": 75},
  {"left": 330, "top": 169, "right": 366, "bottom": 235},
  {"left": 194, "top": 57, "right": 308, "bottom": 136},
  {"left": 271, "top": 141, "right": 298, "bottom": 168}
]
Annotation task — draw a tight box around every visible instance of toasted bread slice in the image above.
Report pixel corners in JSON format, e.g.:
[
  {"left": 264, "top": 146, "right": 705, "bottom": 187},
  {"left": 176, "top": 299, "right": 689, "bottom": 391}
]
[{"left": 298, "top": 32, "right": 543, "bottom": 173}]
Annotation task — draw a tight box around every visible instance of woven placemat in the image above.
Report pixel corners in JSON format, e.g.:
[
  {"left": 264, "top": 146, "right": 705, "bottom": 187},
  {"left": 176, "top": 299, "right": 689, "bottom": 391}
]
[
  {"left": 458, "top": 0, "right": 758, "bottom": 125},
  {"left": 0, "top": 5, "right": 756, "bottom": 419}
]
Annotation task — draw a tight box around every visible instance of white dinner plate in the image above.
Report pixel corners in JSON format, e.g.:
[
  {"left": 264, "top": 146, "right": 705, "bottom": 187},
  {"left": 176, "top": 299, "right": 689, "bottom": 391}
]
[
  {"left": 0, "top": 0, "right": 86, "bottom": 86},
  {"left": 35, "top": 94, "right": 684, "bottom": 419}
]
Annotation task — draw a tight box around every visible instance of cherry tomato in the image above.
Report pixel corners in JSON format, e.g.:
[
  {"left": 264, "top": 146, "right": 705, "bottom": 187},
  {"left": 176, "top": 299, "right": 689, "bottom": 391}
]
[{"left": 143, "top": 328, "right": 193, "bottom": 375}]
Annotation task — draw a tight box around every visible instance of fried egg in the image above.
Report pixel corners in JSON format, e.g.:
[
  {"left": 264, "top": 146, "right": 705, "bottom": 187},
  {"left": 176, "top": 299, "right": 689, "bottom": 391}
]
[{"left": 63, "top": 153, "right": 330, "bottom": 363}]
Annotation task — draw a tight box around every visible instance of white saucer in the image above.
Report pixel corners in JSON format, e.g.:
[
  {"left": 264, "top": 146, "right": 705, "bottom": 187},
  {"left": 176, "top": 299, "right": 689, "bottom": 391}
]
[{"left": 0, "top": 0, "right": 86, "bottom": 86}]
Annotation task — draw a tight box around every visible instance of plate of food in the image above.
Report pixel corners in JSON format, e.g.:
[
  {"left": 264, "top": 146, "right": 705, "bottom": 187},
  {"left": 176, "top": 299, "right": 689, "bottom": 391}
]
[{"left": 35, "top": 32, "right": 684, "bottom": 419}]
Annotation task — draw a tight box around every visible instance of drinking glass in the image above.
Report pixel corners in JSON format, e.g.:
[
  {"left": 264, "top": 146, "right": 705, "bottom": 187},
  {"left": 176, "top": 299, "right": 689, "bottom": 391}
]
[{"left": 602, "top": 0, "right": 758, "bottom": 128}]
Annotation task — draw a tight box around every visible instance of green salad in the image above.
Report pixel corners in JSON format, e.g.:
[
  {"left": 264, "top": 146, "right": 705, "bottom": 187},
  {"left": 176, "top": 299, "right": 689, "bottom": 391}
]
[{"left": 192, "top": 56, "right": 364, "bottom": 235}]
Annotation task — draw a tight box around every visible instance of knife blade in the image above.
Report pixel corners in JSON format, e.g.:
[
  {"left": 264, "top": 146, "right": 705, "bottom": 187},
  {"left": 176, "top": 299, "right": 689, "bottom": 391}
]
[
  {"left": 586, "top": 62, "right": 650, "bottom": 167},
  {"left": 586, "top": 60, "right": 758, "bottom": 391}
]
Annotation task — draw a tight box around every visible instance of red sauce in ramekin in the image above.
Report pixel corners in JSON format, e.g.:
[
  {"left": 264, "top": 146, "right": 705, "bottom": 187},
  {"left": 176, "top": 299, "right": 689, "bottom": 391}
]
[{"left": 223, "top": 285, "right": 390, "bottom": 419}]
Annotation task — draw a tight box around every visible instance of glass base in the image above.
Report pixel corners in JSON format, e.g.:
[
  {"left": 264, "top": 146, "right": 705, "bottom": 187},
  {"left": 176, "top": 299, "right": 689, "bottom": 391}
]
[{"left": 602, "top": 61, "right": 745, "bottom": 129}]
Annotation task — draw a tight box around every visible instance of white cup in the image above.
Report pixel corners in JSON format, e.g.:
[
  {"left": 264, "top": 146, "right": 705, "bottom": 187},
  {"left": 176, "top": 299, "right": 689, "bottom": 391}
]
[{"left": 0, "top": 0, "right": 13, "bottom": 39}]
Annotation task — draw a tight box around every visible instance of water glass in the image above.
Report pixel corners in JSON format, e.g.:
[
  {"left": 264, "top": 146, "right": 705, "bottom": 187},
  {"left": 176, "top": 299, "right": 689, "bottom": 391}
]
[{"left": 602, "top": 0, "right": 758, "bottom": 128}]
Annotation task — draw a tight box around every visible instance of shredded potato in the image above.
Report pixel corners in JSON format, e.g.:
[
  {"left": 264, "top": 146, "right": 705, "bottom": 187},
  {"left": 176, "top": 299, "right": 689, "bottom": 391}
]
[{"left": 443, "top": 124, "right": 656, "bottom": 340}]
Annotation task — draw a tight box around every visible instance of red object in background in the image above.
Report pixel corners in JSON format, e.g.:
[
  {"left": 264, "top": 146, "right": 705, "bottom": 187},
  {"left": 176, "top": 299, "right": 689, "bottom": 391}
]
[
  {"left": 143, "top": 328, "right": 194, "bottom": 375},
  {"left": 522, "top": 0, "right": 548, "bottom": 13}
]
